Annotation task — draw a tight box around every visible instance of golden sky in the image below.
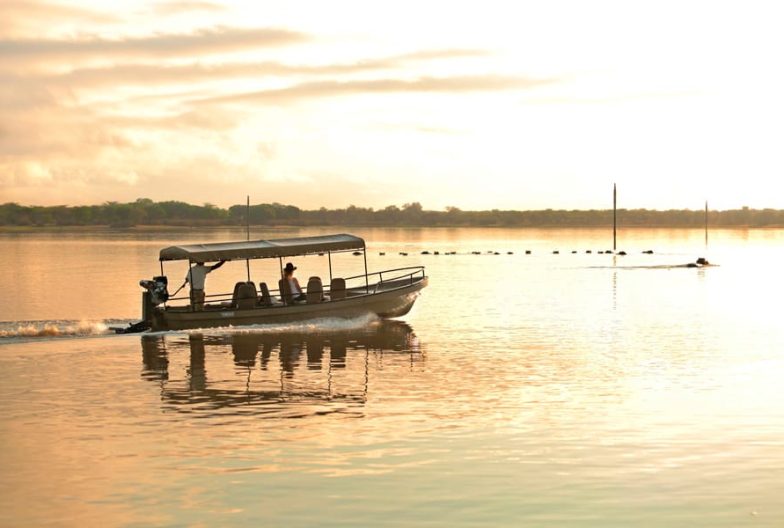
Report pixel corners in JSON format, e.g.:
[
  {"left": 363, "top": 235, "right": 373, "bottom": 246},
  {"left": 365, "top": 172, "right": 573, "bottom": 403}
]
[{"left": 2, "top": 0, "right": 783, "bottom": 210}]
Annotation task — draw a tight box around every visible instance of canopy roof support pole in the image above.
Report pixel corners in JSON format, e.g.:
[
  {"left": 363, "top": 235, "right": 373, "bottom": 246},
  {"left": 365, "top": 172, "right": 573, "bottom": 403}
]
[
  {"left": 159, "top": 261, "right": 166, "bottom": 307},
  {"left": 363, "top": 249, "right": 369, "bottom": 293},
  {"left": 187, "top": 262, "right": 193, "bottom": 311},
  {"left": 279, "top": 257, "right": 283, "bottom": 279},
  {"left": 328, "top": 251, "right": 333, "bottom": 284}
]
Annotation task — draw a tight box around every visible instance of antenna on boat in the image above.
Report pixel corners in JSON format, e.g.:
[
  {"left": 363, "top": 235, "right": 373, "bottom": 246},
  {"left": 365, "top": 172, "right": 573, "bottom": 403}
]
[{"left": 613, "top": 183, "right": 617, "bottom": 251}]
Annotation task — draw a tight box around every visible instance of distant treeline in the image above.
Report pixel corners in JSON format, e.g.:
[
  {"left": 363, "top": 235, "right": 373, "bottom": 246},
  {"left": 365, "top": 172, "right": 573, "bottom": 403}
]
[{"left": 1, "top": 199, "right": 783, "bottom": 228}]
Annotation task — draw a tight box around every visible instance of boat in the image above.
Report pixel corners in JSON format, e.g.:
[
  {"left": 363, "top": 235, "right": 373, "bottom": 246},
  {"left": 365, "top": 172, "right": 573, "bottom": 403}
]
[{"left": 132, "top": 233, "right": 428, "bottom": 332}]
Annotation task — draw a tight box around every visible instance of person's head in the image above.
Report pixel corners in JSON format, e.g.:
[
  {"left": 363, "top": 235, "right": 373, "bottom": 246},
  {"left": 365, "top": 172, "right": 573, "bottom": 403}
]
[
  {"left": 196, "top": 261, "right": 205, "bottom": 266},
  {"left": 283, "top": 262, "right": 296, "bottom": 277}
]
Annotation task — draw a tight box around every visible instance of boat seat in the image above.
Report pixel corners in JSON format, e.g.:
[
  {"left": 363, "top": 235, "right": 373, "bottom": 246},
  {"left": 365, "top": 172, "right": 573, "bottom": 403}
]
[
  {"left": 330, "top": 278, "right": 346, "bottom": 300},
  {"left": 258, "top": 282, "right": 273, "bottom": 306},
  {"left": 233, "top": 281, "right": 257, "bottom": 309},
  {"left": 307, "top": 276, "right": 323, "bottom": 304},
  {"left": 231, "top": 281, "right": 244, "bottom": 301}
]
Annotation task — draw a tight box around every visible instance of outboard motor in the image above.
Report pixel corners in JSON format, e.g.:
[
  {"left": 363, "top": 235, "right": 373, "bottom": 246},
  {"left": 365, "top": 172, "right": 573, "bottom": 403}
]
[
  {"left": 139, "top": 275, "right": 169, "bottom": 305},
  {"left": 112, "top": 276, "right": 169, "bottom": 334},
  {"left": 138, "top": 275, "right": 169, "bottom": 327}
]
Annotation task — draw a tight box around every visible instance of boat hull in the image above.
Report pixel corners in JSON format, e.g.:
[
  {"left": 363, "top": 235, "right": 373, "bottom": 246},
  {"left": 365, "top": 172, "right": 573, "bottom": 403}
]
[{"left": 150, "top": 277, "right": 427, "bottom": 331}]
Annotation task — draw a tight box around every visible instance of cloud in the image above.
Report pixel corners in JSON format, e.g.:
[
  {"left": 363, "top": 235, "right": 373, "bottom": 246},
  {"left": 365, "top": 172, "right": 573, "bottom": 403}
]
[
  {"left": 0, "top": 26, "right": 309, "bottom": 63},
  {"left": 150, "top": 1, "right": 227, "bottom": 16},
  {"left": 0, "top": 1, "right": 117, "bottom": 36},
  {"left": 16, "top": 48, "right": 491, "bottom": 90},
  {"left": 396, "top": 49, "right": 491, "bottom": 61},
  {"left": 50, "top": 61, "right": 359, "bottom": 87},
  {"left": 0, "top": 4, "right": 562, "bottom": 210},
  {"left": 522, "top": 91, "right": 700, "bottom": 106},
  {"left": 0, "top": 107, "right": 132, "bottom": 160},
  {"left": 198, "top": 75, "right": 557, "bottom": 104},
  {"left": 103, "top": 110, "right": 239, "bottom": 132},
  {"left": 0, "top": 78, "right": 60, "bottom": 110},
  {"left": 0, "top": 159, "right": 137, "bottom": 187}
]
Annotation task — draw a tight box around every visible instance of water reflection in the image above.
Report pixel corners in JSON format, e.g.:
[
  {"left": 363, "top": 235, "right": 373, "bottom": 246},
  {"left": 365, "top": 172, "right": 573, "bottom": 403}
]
[
  {"left": 140, "top": 320, "right": 421, "bottom": 417},
  {"left": 141, "top": 334, "right": 168, "bottom": 382}
]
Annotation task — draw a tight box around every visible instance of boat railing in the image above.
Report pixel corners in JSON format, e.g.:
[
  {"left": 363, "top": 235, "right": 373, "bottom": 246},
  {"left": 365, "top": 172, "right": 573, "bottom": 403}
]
[
  {"left": 164, "top": 266, "right": 425, "bottom": 307},
  {"left": 343, "top": 266, "right": 426, "bottom": 294},
  {"left": 167, "top": 287, "right": 286, "bottom": 307}
]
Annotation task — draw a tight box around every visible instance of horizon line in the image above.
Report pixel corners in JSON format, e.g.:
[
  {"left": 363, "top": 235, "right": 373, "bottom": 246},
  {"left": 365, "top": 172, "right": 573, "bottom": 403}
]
[{"left": 0, "top": 200, "right": 774, "bottom": 213}]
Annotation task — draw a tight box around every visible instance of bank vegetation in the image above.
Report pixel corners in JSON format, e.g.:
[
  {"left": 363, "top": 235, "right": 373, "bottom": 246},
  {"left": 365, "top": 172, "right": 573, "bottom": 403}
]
[{"left": 1, "top": 200, "right": 782, "bottom": 228}]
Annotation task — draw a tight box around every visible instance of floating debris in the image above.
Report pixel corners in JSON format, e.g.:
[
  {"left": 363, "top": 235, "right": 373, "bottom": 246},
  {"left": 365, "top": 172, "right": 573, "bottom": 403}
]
[
  {"left": 352, "top": 251, "right": 362, "bottom": 256},
  {"left": 507, "top": 251, "right": 514, "bottom": 255},
  {"left": 399, "top": 252, "right": 408, "bottom": 256},
  {"left": 421, "top": 251, "right": 430, "bottom": 255},
  {"left": 642, "top": 250, "right": 654, "bottom": 254},
  {"left": 553, "top": 250, "right": 560, "bottom": 254},
  {"left": 525, "top": 250, "right": 531, "bottom": 255},
  {"left": 379, "top": 252, "right": 386, "bottom": 256},
  {"left": 586, "top": 250, "right": 592, "bottom": 254},
  {"left": 618, "top": 251, "right": 627, "bottom": 256}
]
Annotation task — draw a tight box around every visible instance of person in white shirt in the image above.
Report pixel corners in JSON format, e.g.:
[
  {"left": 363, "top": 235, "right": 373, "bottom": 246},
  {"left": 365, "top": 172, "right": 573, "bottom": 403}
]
[
  {"left": 185, "top": 260, "right": 225, "bottom": 310},
  {"left": 282, "top": 262, "right": 306, "bottom": 303}
]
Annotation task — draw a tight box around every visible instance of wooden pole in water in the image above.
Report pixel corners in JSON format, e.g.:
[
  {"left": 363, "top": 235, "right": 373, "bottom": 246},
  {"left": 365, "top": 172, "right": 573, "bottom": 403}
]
[
  {"left": 705, "top": 200, "right": 709, "bottom": 246},
  {"left": 246, "top": 195, "right": 251, "bottom": 281},
  {"left": 613, "top": 183, "right": 617, "bottom": 251}
]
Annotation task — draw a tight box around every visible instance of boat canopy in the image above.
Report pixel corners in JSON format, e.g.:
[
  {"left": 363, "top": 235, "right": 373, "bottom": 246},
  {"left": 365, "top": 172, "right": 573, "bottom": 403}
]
[{"left": 159, "top": 233, "right": 365, "bottom": 262}]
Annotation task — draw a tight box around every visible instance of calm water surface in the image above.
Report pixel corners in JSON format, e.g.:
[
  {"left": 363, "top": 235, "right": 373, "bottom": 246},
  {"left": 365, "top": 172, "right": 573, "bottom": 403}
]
[{"left": 1, "top": 227, "right": 783, "bottom": 527}]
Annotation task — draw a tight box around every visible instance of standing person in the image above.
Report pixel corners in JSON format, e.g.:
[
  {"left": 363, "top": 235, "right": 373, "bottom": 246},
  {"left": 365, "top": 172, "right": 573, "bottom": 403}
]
[
  {"left": 282, "top": 262, "right": 306, "bottom": 303},
  {"left": 185, "top": 260, "right": 225, "bottom": 310}
]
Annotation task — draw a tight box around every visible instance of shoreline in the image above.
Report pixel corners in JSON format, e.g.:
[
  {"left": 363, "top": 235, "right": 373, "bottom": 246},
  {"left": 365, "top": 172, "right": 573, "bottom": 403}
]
[{"left": 1, "top": 224, "right": 782, "bottom": 232}]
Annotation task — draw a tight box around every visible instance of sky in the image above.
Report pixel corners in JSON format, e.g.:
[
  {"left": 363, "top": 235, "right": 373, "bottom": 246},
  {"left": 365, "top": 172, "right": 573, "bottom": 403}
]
[{"left": 2, "top": 0, "right": 784, "bottom": 211}]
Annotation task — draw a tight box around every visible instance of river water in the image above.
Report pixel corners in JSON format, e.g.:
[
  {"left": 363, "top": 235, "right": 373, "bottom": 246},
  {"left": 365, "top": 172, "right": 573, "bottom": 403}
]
[{"left": 1, "top": 227, "right": 783, "bottom": 526}]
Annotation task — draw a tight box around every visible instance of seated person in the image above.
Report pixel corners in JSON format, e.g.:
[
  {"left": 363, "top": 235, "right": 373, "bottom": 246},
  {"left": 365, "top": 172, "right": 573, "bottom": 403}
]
[{"left": 283, "top": 262, "right": 306, "bottom": 302}]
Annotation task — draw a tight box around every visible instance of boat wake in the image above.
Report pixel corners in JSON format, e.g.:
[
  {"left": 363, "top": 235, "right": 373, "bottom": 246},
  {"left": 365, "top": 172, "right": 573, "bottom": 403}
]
[
  {"left": 179, "top": 313, "right": 382, "bottom": 337},
  {"left": 588, "top": 263, "right": 717, "bottom": 270},
  {"left": 0, "top": 314, "right": 385, "bottom": 343},
  {"left": 0, "top": 319, "right": 121, "bottom": 341}
]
